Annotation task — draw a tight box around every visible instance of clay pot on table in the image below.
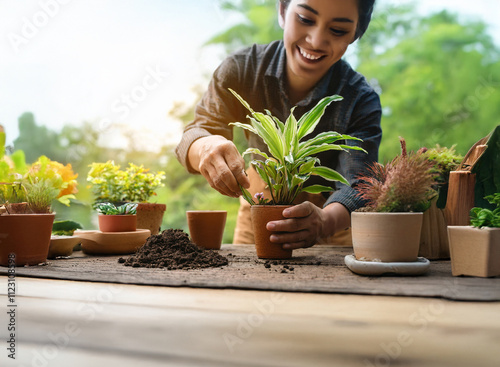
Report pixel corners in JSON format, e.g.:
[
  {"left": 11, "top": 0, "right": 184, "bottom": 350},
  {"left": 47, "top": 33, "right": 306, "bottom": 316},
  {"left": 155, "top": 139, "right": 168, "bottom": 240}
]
[
  {"left": 351, "top": 212, "right": 423, "bottom": 262},
  {"left": 98, "top": 214, "right": 137, "bottom": 233},
  {"left": 448, "top": 226, "right": 500, "bottom": 277},
  {"left": 0, "top": 213, "right": 55, "bottom": 266},
  {"left": 136, "top": 203, "right": 166, "bottom": 235},
  {"left": 250, "top": 205, "right": 293, "bottom": 259},
  {"left": 186, "top": 210, "right": 227, "bottom": 250}
]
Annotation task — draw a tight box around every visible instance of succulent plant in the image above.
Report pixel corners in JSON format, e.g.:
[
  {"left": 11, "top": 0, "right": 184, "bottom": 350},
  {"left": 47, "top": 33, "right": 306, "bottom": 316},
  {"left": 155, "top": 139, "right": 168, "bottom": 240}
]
[{"left": 94, "top": 202, "right": 138, "bottom": 215}]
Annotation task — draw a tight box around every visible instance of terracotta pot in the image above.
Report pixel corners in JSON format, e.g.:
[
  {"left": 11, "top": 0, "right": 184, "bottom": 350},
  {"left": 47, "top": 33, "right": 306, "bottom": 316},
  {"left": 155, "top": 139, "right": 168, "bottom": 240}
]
[
  {"left": 0, "top": 213, "right": 55, "bottom": 266},
  {"left": 98, "top": 214, "right": 137, "bottom": 232},
  {"left": 351, "top": 212, "right": 423, "bottom": 262},
  {"left": 186, "top": 210, "right": 227, "bottom": 250},
  {"left": 419, "top": 199, "right": 450, "bottom": 260},
  {"left": 137, "top": 203, "right": 166, "bottom": 235},
  {"left": 250, "top": 205, "right": 293, "bottom": 259},
  {"left": 448, "top": 226, "right": 500, "bottom": 277}
]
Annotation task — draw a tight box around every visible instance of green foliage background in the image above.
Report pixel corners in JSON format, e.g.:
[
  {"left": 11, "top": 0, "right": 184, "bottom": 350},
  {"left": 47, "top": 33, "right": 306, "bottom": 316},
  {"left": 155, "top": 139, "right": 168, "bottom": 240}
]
[{"left": 5, "top": 0, "right": 500, "bottom": 243}]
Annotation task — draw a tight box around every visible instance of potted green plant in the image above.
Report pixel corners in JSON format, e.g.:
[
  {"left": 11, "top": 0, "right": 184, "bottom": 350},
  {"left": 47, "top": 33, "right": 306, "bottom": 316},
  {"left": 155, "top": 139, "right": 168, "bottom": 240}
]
[
  {"left": 0, "top": 178, "right": 58, "bottom": 266},
  {"left": 352, "top": 137, "right": 436, "bottom": 263},
  {"left": 229, "top": 88, "right": 365, "bottom": 259},
  {"left": 87, "top": 161, "right": 166, "bottom": 234},
  {"left": 448, "top": 193, "right": 500, "bottom": 277},
  {"left": 419, "top": 145, "right": 463, "bottom": 259},
  {"left": 94, "top": 202, "right": 138, "bottom": 232}
]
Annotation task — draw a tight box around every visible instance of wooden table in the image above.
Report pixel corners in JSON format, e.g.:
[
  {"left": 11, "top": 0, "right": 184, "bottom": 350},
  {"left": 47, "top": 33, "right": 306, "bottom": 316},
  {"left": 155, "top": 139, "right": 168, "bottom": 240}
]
[{"left": 1, "top": 246, "right": 500, "bottom": 366}]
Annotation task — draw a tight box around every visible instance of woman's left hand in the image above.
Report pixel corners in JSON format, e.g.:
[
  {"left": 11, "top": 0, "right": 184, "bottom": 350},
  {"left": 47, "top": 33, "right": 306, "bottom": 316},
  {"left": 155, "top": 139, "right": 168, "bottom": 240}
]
[{"left": 266, "top": 201, "right": 326, "bottom": 250}]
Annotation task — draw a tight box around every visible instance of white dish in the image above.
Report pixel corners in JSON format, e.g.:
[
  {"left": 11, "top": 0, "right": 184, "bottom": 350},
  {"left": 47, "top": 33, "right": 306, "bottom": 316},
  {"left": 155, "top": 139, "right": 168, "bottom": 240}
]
[{"left": 344, "top": 254, "right": 430, "bottom": 276}]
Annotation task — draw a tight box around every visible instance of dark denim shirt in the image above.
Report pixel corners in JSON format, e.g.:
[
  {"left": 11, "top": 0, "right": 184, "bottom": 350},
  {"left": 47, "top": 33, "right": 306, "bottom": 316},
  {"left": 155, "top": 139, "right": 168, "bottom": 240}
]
[{"left": 175, "top": 40, "right": 382, "bottom": 212}]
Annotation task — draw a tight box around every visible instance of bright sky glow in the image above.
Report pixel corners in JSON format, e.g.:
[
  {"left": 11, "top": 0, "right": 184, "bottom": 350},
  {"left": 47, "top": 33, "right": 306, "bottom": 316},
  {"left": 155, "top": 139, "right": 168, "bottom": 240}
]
[{"left": 0, "top": 0, "right": 498, "bottom": 152}]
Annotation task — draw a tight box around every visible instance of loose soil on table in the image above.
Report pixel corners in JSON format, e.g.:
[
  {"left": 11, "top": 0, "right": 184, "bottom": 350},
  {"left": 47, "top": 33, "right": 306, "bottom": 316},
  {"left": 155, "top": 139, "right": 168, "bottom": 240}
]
[{"left": 118, "top": 229, "right": 228, "bottom": 270}]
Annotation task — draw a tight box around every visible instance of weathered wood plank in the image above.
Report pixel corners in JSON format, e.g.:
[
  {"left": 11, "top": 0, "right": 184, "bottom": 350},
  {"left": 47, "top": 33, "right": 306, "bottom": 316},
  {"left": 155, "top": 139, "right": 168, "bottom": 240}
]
[
  {"left": 1, "top": 278, "right": 500, "bottom": 367},
  {"left": 1, "top": 245, "right": 499, "bottom": 301}
]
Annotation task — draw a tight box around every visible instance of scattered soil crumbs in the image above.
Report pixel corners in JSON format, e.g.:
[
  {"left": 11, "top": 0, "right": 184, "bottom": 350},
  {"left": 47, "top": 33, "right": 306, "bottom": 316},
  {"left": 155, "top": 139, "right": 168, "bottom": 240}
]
[
  {"left": 263, "top": 260, "right": 295, "bottom": 273},
  {"left": 118, "top": 229, "right": 228, "bottom": 270}
]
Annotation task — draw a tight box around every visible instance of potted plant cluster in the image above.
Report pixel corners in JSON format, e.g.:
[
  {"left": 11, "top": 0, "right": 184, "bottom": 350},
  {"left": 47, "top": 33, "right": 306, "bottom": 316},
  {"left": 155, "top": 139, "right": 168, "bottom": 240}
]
[
  {"left": 448, "top": 193, "right": 500, "bottom": 277},
  {"left": 94, "top": 202, "right": 138, "bottom": 232},
  {"left": 87, "top": 161, "right": 166, "bottom": 234},
  {"left": 229, "top": 88, "right": 365, "bottom": 259},
  {"left": 352, "top": 137, "right": 436, "bottom": 263},
  {"left": 0, "top": 130, "right": 79, "bottom": 266},
  {"left": 0, "top": 178, "right": 59, "bottom": 266}
]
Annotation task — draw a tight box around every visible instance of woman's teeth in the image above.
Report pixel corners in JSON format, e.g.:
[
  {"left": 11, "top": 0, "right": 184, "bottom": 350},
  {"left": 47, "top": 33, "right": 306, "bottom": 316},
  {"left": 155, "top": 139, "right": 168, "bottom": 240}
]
[{"left": 299, "top": 47, "right": 322, "bottom": 60}]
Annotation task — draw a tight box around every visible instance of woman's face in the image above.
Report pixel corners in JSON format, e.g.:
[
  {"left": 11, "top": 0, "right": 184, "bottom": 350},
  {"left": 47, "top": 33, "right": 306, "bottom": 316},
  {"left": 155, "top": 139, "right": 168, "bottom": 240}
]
[{"left": 280, "top": 0, "right": 359, "bottom": 90}]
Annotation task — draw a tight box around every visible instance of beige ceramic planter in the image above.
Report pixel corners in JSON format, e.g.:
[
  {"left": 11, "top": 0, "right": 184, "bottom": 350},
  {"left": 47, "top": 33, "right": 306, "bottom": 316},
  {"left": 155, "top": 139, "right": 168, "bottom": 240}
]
[
  {"left": 0, "top": 213, "right": 55, "bottom": 266},
  {"left": 250, "top": 205, "right": 293, "bottom": 259},
  {"left": 137, "top": 203, "right": 166, "bottom": 235},
  {"left": 351, "top": 212, "right": 423, "bottom": 262},
  {"left": 448, "top": 226, "right": 500, "bottom": 277},
  {"left": 186, "top": 210, "right": 227, "bottom": 250}
]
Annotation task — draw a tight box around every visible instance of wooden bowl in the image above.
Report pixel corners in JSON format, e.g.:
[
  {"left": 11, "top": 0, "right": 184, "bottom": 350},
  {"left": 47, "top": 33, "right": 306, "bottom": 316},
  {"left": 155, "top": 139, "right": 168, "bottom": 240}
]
[
  {"left": 48, "top": 235, "right": 82, "bottom": 258},
  {"left": 75, "top": 229, "right": 151, "bottom": 255}
]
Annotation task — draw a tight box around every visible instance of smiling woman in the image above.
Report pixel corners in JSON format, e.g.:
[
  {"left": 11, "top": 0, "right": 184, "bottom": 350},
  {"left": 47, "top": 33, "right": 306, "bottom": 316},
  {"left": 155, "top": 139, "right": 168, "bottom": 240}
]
[{"left": 176, "top": 0, "right": 381, "bottom": 247}]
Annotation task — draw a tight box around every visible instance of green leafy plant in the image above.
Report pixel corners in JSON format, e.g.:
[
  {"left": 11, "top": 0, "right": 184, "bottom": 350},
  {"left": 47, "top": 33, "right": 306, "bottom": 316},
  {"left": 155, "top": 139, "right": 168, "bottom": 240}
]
[
  {"left": 94, "top": 202, "right": 138, "bottom": 215},
  {"left": 228, "top": 88, "right": 366, "bottom": 205},
  {"left": 423, "top": 144, "right": 463, "bottom": 208},
  {"left": 24, "top": 178, "right": 60, "bottom": 214},
  {"left": 356, "top": 137, "right": 437, "bottom": 212},
  {"left": 87, "top": 161, "right": 165, "bottom": 203},
  {"left": 470, "top": 193, "right": 500, "bottom": 228},
  {"left": 0, "top": 182, "right": 26, "bottom": 205},
  {"left": 52, "top": 220, "right": 83, "bottom": 236}
]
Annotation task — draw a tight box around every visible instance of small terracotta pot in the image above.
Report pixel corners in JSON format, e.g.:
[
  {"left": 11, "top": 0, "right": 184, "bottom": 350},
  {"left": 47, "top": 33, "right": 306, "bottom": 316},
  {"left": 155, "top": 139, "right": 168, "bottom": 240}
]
[
  {"left": 98, "top": 214, "right": 137, "bottom": 232},
  {"left": 186, "top": 210, "right": 227, "bottom": 250},
  {"left": 250, "top": 205, "right": 293, "bottom": 259},
  {"left": 137, "top": 203, "right": 166, "bottom": 235},
  {"left": 351, "top": 212, "right": 423, "bottom": 262},
  {"left": 448, "top": 226, "right": 500, "bottom": 277},
  {"left": 0, "top": 213, "right": 55, "bottom": 266}
]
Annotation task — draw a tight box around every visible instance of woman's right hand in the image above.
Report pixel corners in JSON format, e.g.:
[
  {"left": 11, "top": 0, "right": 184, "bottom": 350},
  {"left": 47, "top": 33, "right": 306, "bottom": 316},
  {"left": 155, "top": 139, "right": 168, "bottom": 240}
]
[{"left": 188, "top": 135, "right": 250, "bottom": 198}]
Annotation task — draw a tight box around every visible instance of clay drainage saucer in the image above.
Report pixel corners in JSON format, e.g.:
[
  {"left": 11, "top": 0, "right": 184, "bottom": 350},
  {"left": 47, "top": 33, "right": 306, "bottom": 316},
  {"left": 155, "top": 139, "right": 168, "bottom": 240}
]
[
  {"left": 344, "top": 255, "right": 430, "bottom": 276},
  {"left": 75, "top": 229, "right": 150, "bottom": 255}
]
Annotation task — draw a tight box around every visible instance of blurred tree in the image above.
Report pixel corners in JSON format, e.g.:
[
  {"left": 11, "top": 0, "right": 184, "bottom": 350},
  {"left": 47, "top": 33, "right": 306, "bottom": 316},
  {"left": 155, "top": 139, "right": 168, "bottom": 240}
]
[
  {"left": 206, "top": 0, "right": 282, "bottom": 52},
  {"left": 356, "top": 7, "right": 500, "bottom": 161},
  {"left": 13, "top": 113, "right": 66, "bottom": 163}
]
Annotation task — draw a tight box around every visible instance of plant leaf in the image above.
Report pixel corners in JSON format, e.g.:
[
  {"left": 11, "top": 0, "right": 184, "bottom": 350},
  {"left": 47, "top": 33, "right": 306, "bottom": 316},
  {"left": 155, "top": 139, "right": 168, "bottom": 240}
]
[
  {"left": 311, "top": 166, "right": 350, "bottom": 185},
  {"left": 301, "top": 185, "right": 334, "bottom": 194},
  {"left": 297, "top": 95, "right": 343, "bottom": 140}
]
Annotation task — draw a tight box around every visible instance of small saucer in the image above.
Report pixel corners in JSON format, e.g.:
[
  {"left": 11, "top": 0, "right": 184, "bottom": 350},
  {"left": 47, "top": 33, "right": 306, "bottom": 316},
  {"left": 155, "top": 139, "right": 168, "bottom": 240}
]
[
  {"left": 75, "top": 229, "right": 151, "bottom": 255},
  {"left": 48, "top": 235, "right": 82, "bottom": 259},
  {"left": 344, "top": 254, "right": 430, "bottom": 276}
]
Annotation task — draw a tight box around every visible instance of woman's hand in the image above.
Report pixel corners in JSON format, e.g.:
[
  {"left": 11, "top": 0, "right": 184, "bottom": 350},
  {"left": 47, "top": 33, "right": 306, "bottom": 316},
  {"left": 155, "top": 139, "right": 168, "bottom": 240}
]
[
  {"left": 266, "top": 202, "right": 350, "bottom": 249},
  {"left": 188, "top": 135, "right": 250, "bottom": 198}
]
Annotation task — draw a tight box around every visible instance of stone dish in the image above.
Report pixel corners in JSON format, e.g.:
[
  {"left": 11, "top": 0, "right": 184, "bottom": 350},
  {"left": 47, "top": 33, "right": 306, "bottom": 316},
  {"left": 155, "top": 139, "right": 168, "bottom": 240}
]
[{"left": 344, "top": 254, "right": 430, "bottom": 276}]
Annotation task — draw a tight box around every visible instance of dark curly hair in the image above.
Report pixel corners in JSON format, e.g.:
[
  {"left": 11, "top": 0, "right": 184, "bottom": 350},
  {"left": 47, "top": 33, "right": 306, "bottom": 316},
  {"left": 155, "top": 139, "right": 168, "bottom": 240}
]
[{"left": 279, "top": 0, "right": 376, "bottom": 41}]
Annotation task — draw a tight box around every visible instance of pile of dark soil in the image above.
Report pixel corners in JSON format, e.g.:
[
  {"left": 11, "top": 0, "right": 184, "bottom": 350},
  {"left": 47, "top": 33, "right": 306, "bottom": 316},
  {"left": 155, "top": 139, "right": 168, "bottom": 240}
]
[{"left": 118, "top": 229, "right": 228, "bottom": 270}]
